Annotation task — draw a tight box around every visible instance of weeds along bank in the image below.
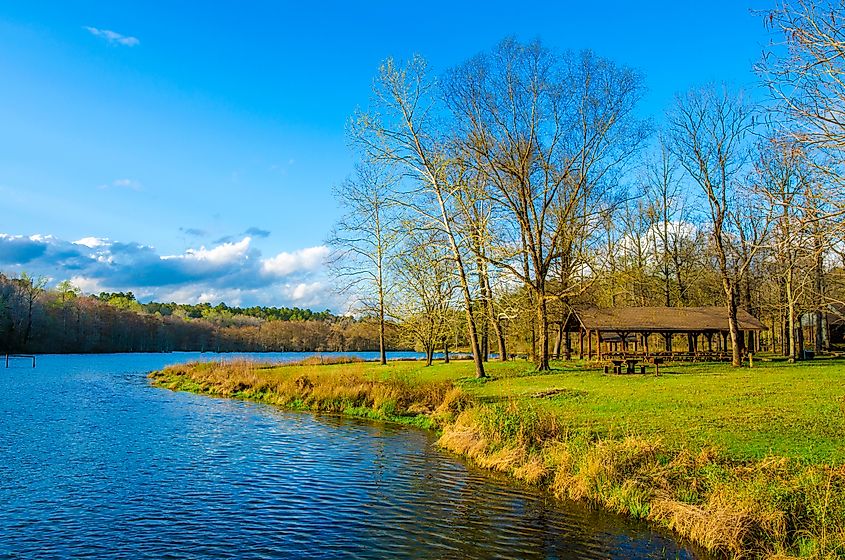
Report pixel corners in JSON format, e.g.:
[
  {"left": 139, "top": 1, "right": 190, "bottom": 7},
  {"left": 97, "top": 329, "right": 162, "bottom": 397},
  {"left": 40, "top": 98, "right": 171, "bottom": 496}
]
[{"left": 149, "top": 358, "right": 845, "bottom": 559}]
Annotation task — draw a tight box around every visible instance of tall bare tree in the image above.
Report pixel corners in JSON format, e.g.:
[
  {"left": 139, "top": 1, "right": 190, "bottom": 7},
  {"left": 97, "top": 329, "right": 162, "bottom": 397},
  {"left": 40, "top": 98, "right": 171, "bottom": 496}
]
[
  {"left": 642, "top": 137, "right": 691, "bottom": 307},
  {"left": 444, "top": 39, "right": 648, "bottom": 370},
  {"left": 762, "top": 1, "right": 845, "bottom": 161},
  {"left": 328, "top": 161, "right": 401, "bottom": 365},
  {"left": 393, "top": 229, "right": 457, "bottom": 365},
  {"left": 352, "top": 56, "right": 487, "bottom": 378},
  {"left": 753, "top": 135, "right": 811, "bottom": 360},
  {"left": 667, "top": 86, "right": 765, "bottom": 366}
]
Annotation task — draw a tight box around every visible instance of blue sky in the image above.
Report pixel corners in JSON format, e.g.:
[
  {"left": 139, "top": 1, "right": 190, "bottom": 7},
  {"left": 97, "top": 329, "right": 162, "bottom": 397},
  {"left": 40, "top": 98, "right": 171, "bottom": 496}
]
[{"left": 0, "top": 1, "right": 772, "bottom": 310}]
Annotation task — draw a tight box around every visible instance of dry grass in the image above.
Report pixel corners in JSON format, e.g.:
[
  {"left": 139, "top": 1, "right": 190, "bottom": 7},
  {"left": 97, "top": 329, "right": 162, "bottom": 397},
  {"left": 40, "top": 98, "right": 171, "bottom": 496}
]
[{"left": 150, "top": 359, "right": 460, "bottom": 430}]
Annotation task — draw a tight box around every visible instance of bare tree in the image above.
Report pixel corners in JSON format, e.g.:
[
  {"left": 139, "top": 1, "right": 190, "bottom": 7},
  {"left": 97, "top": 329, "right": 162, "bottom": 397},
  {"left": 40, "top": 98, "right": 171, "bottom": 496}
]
[
  {"left": 753, "top": 135, "right": 812, "bottom": 360},
  {"left": 352, "top": 56, "right": 487, "bottom": 378},
  {"left": 13, "top": 272, "right": 47, "bottom": 350},
  {"left": 762, "top": 1, "right": 845, "bottom": 161},
  {"left": 667, "top": 85, "right": 766, "bottom": 366},
  {"left": 444, "top": 39, "right": 648, "bottom": 370},
  {"left": 642, "top": 137, "right": 690, "bottom": 307},
  {"left": 328, "top": 161, "right": 401, "bottom": 365},
  {"left": 393, "top": 230, "right": 457, "bottom": 366}
]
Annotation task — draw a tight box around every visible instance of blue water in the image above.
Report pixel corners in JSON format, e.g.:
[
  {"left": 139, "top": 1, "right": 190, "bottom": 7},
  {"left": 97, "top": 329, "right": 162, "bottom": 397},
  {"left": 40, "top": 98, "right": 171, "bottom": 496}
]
[{"left": 0, "top": 353, "right": 705, "bottom": 559}]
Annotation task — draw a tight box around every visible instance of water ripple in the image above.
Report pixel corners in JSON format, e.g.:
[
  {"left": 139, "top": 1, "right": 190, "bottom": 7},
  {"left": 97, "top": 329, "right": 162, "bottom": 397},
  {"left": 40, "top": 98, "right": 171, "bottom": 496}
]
[{"left": 0, "top": 353, "right": 707, "bottom": 559}]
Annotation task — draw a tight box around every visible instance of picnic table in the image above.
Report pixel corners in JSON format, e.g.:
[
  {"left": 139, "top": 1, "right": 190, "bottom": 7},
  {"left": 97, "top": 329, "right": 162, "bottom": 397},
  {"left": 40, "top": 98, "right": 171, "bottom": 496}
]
[{"left": 608, "top": 358, "right": 641, "bottom": 374}]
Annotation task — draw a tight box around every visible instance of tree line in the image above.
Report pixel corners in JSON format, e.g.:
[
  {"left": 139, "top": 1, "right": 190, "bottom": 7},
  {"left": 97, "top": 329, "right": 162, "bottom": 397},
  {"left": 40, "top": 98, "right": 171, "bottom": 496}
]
[
  {"left": 0, "top": 274, "right": 399, "bottom": 354},
  {"left": 329, "top": 3, "right": 845, "bottom": 376}
]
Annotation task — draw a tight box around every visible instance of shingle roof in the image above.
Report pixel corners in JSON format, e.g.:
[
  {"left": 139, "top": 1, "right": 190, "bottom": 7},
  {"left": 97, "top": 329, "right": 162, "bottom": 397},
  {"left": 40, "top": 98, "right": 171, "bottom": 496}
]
[{"left": 567, "top": 306, "right": 767, "bottom": 332}]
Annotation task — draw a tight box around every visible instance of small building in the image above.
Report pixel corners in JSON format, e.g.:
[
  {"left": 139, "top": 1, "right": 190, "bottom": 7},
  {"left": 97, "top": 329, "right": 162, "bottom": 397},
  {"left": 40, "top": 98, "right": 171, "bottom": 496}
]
[
  {"left": 562, "top": 306, "right": 767, "bottom": 360},
  {"left": 800, "top": 304, "right": 845, "bottom": 349}
]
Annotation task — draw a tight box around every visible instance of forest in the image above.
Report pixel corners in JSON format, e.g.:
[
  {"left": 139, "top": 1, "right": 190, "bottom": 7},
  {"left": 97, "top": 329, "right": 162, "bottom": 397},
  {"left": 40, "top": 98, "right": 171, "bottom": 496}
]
[{"left": 0, "top": 274, "right": 398, "bottom": 353}]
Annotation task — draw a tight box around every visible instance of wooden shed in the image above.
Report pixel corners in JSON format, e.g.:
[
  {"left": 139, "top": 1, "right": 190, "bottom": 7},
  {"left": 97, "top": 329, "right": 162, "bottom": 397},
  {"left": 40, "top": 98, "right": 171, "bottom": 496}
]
[{"left": 562, "top": 306, "right": 767, "bottom": 360}]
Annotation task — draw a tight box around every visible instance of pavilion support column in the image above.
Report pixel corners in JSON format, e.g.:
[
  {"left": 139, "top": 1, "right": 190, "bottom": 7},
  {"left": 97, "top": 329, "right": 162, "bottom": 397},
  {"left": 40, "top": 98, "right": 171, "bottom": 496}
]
[
  {"left": 564, "top": 330, "right": 572, "bottom": 360},
  {"left": 687, "top": 332, "right": 695, "bottom": 353},
  {"left": 664, "top": 332, "right": 673, "bottom": 353},
  {"left": 596, "top": 331, "right": 601, "bottom": 360},
  {"left": 552, "top": 323, "right": 562, "bottom": 360},
  {"left": 587, "top": 329, "right": 593, "bottom": 360},
  {"left": 579, "top": 329, "right": 585, "bottom": 360},
  {"left": 706, "top": 332, "right": 713, "bottom": 352},
  {"left": 643, "top": 332, "right": 651, "bottom": 355}
]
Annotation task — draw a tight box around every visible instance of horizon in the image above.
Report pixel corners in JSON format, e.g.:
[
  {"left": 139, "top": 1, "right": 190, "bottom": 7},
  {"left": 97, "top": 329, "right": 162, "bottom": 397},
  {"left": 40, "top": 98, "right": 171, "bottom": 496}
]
[{"left": 1, "top": 2, "right": 773, "bottom": 312}]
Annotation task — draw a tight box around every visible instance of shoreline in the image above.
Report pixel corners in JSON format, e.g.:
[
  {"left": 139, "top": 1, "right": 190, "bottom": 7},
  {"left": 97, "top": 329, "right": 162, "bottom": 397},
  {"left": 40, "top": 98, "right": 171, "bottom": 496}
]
[{"left": 149, "top": 358, "right": 845, "bottom": 559}]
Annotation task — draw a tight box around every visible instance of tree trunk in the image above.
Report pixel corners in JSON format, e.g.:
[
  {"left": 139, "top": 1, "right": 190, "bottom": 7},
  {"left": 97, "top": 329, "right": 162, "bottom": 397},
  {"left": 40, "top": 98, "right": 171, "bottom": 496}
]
[
  {"left": 786, "top": 266, "right": 797, "bottom": 361},
  {"left": 435, "top": 191, "right": 485, "bottom": 379},
  {"left": 535, "top": 288, "right": 550, "bottom": 371},
  {"left": 378, "top": 295, "right": 387, "bottom": 365},
  {"left": 724, "top": 281, "right": 742, "bottom": 367},
  {"left": 483, "top": 273, "right": 507, "bottom": 362}
]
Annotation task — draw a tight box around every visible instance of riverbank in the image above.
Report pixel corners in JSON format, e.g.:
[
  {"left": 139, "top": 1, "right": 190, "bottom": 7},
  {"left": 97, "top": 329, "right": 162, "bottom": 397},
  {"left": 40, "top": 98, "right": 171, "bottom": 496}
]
[{"left": 150, "top": 356, "right": 845, "bottom": 558}]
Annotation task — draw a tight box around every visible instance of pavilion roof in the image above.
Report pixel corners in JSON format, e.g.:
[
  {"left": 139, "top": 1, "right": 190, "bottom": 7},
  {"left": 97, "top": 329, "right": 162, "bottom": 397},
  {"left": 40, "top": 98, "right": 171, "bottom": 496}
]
[{"left": 566, "top": 306, "right": 767, "bottom": 333}]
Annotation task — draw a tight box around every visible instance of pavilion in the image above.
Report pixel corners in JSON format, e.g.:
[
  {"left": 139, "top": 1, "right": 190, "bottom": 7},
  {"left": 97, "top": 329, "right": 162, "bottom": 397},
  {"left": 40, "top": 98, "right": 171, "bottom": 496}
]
[{"left": 560, "top": 306, "right": 767, "bottom": 360}]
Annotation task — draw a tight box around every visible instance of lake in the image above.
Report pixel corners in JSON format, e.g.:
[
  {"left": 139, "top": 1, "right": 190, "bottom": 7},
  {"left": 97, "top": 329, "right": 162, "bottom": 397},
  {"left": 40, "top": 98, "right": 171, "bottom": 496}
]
[{"left": 0, "top": 352, "right": 705, "bottom": 559}]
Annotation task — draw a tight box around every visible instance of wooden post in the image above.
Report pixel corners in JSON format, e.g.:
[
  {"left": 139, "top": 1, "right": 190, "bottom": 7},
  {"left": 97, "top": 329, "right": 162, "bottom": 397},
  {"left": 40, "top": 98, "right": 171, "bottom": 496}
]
[
  {"left": 564, "top": 330, "right": 572, "bottom": 360},
  {"left": 579, "top": 329, "right": 585, "bottom": 359},
  {"left": 597, "top": 331, "right": 602, "bottom": 360},
  {"left": 587, "top": 329, "right": 593, "bottom": 360}
]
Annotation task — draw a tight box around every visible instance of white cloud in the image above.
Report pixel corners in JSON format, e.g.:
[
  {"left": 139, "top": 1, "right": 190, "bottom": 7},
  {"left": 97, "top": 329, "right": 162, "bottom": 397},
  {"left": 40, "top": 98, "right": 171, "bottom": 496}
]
[
  {"left": 262, "top": 245, "right": 329, "bottom": 276},
  {"left": 84, "top": 27, "right": 139, "bottom": 47},
  {"left": 74, "top": 236, "right": 110, "bottom": 248},
  {"left": 68, "top": 275, "right": 107, "bottom": 295},
  {"left": 289, "top": 282, "right": 324, "bottom": 302},
  {"left": 164, "top": 237, "right": 252, "bottom": 265}
]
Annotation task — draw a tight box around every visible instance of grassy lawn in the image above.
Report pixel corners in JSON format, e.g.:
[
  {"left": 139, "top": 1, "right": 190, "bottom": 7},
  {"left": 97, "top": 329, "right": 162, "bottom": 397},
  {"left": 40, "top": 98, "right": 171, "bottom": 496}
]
[{"left": 296, "top": 355, "right": 845, "bottom": 464}]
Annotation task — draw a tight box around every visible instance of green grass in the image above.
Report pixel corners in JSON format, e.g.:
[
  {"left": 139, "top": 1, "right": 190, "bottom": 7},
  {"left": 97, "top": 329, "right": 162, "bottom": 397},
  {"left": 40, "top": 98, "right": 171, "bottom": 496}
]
[
  {"left": 466, "top": 357, "right": 845, "bottom": 463},
  {"left": 312, "top": 355, "right": 845, "bottom": 464}
]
